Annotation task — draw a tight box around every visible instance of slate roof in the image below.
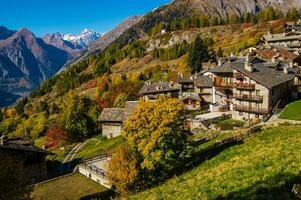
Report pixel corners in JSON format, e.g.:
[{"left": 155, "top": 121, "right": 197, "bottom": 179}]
[
  {"left": 139, "top": 82, "right": 180, "bottom": 95},
  {"left": 180, "top": 93, "right": 202, "bottom": 101},
  {"left": 256, "top": 49, "right": 298, "bottom": 61},
  {"left": 231, "top": 60, "right": 295, "bottom": 89},
  {"left": 263, "top": 32, "right": 301, "bottom": 42},
  {"left": 99, "top": 108, "right": 125, "bottom": 123},
  {"left": 177, "top": 75, "right": 196, "bottom": 84},
  {"left": 209, "top": 62, "right": 234, "bottom": 74},
  {"left": 194, "top": 76, "right": 213, "bottom": 88},
  {"left": 123, "top": 101, "right": 138, "bottom": 121},
  {"left": 0, "top": 138, "right": 52, "bottom": 155}
]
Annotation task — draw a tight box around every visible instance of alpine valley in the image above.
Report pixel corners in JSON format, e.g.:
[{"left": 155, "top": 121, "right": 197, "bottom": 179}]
[{"left": 0, "top": 17, "right": 140, "bottom": 107}]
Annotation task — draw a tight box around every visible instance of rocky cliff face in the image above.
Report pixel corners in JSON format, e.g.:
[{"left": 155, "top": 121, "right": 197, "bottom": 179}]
[
  {"left": 114, "top": 0, "right": 300, "bottom": 47},
  {"left": 43, "top": 33, "right": 82, "bottom": 59},
  {"left": 181, "top": 0, "right": 300, "bottom": 18},
  {"left": 0, "top": 28, "right": 72, "bottom": 106}
]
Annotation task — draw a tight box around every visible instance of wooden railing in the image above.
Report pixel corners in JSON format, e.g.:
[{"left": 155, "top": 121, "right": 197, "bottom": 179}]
[
  {"left": 235, "top": 83, "right": 255, "bottom": 90},
  {"left": 214, "top": 82, "right": 234, "bottom": 88},
  {"left": 233, "top": 94, "right": 263, "bottom": 102},
  {"left": 234, "top": 105, "right": 269, "bottom": 114}
]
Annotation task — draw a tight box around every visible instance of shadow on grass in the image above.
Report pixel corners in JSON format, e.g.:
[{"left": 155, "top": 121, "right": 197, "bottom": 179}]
[
  {"left": 184, "top": 138, "right": 244, "bottom": 173},
  {"left": 46, "top": 158, "right": 81, "bottom": 178},
  {"left": 80, "top": 189, "right": 116, "bottom": 200},
  {"left": 215, "top": 171, "right": 301, "bottom": 200}
]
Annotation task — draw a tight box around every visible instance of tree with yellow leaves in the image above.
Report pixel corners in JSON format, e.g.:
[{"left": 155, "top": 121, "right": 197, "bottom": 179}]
[
  {"left": 107, "top": 145, "right": 138, "bottom": 196},
  {"left": 121, "top": 96, "right": 190, "bottom": 186}
]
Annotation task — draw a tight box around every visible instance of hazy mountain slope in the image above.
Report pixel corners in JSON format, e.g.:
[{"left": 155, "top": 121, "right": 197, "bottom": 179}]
[
  {"left": 65, "top": 16, "right": 142, "bottom": 68},
  {"left": 87, "top": 16, "right": 142, "bottom": 54},
  {"left": 0, "top": 26, "right": 16, "bottom": 40},
  {"left": 0, "top": 28, "right": 70, "bottom": 106}
]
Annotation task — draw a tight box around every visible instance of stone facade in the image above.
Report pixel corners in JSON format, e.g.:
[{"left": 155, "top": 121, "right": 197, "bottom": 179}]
[{"left": 101, "top": 123, "right": 122, "bottom": 139}]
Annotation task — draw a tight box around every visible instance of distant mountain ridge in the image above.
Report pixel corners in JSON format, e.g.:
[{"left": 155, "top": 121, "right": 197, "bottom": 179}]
[
  {"left": 66, "top": 16, "right": 142, "bottom": 67},
  {"left": 62, "top": 29, "right": 102, "bottom": 49},
  {"left": 0, "top": 27, "right": 79, "bottom": 107},
  {"left": 87, "top": 16, "right": 142, "bottom": 54}
]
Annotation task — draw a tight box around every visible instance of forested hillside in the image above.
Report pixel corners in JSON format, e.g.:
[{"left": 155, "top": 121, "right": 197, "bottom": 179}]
[{"left": 0, "top": 6, "right": 298, "bottom": 145}]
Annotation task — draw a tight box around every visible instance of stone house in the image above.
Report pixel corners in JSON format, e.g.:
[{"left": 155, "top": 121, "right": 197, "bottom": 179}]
[
  {"left": 99, "top": 101, "right": 138, "bottom": 139},
  {"left": 208, "top": 55, "right": 295, "bottom": 121},
  {"left": 262, "top": 31, "right": 301, "bottom": 52},
  {"left": 180, "top": 93, "right": 202, "bottom": 111},
  {"left": 177, "top": 74, "right": 213, "bottom": 110},
  {"left": 138, "top": 81, "right": 180, "bottom": 100},
  {"left": 99, "top": 108, "right": 125, "bottom": 139},
  {"left": 0, "top": 136, "right": 52, "bottom": 184}
]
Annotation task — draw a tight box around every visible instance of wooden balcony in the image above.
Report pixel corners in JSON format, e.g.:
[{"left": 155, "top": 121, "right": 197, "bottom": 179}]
[
  {"left": 234, "top": 105, "right": 269, "bottom": 115},
  {"left": 214, "top": 81, "right": 234, "bottom": 89},
  {"left": 234, "top": 73, "right": 244, "bottom": 79},
  {"left": 233, "top": 94, "right": 263, "bottom": 102},
  {"left": 235, "top": 83, "right": 255, "bottom": 91}
]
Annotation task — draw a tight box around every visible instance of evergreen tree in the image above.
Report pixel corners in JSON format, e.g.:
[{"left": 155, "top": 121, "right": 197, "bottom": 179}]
[{"left": 188, "top": 35, "right": 209, "bottom": 72}]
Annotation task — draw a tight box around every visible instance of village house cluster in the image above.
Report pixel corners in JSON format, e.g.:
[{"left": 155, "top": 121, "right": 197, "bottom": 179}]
[
  {"left": 262, "top": 20, "right": 301, "bottom": 53},
  {"left": 99, "top": 21, "right": 301, "bottom": 137}
]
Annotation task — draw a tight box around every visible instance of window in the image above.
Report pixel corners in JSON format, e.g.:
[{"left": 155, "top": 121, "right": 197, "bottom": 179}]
[
  {"left": 239, "top": 112, "right": 243, "bottom": 116},
  {"left": 256, "top": 90, "right": 260, "bottom": 96}
]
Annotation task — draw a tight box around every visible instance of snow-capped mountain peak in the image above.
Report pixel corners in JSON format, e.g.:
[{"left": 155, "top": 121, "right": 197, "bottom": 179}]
[{"left": 62, "top": 29, "right": 102, "bottom": 49}]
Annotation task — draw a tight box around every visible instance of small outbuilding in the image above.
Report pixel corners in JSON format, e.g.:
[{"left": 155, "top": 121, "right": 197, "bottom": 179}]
[{"left": 0, "top": 136, "right": 52, "bottom": 184}]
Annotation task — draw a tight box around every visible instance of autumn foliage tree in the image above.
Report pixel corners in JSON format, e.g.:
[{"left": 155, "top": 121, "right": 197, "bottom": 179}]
[
  {"left": 45, "top": 124, "right": 66, "bottom": 149},
  {"left": 119, "top": 97, "right": 190, "bottom": 188},
  {"left": 107, "top": 145, "right": 138, "bottom": 196},
  {"left": 61, "top": 92, "right": 98, "bottom": 142}
]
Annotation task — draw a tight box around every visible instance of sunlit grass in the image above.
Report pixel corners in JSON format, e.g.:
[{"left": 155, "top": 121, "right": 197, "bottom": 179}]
[
  {"left": 74, "top": 136, "right": 123, "bottom": 159},
  {"left": 129, "top": 125, "right": 301, "bottom": 200},
  {"left": 32, "top": 173, "right": 107, "bottom": 200},
  {"left": 280, "top": 100, "right": 301, "bottom": 121}
]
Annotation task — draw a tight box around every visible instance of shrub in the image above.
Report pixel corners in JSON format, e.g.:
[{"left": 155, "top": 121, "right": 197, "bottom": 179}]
[{"left": 108, "top": 145, "right": 138, "bottom": 196}]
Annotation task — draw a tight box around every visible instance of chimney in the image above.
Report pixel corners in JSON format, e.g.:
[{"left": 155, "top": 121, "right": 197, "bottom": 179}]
[
  {"left": 289, "top": 61, "right": 294, "bottom": 68},
  {"left": 271, "top": 56, "right": 277, "bottom": 63},
  {"left": 218, "top": 58, "right": 222, "bottom": 67},
  {"left": 283, "top": 65, "right": 288, "bottom": 74},
  {"left": 245, "top": 55, "right": 253, "bottom": 73}
]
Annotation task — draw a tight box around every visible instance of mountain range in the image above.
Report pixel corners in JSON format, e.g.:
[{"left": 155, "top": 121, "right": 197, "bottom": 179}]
[{"left": 0, "top": 27, "right": 104, "bottom": 107}]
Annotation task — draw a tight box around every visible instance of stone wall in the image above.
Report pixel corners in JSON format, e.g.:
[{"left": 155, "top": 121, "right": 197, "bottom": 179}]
[{"left": 102, "top": 123, "right": 122, "bottom": 139}]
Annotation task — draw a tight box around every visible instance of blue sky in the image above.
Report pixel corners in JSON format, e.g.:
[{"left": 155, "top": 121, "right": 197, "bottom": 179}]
[{"left": 0, "top": 0, "right": 171, "bottom": 37}]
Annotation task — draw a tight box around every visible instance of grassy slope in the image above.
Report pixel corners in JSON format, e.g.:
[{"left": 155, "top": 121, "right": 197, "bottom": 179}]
[
  {"left": 129, "top": 125, "right": 301, "bottom": 200},
  {"left": 32, "top": 173, "right": 108, "bottom": 200},
  {"left": 74, "top": 136, "right": 123, "bottom": 160},
  {"left": 280, "top": 100, "right": 301, "bottom": 121}
]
